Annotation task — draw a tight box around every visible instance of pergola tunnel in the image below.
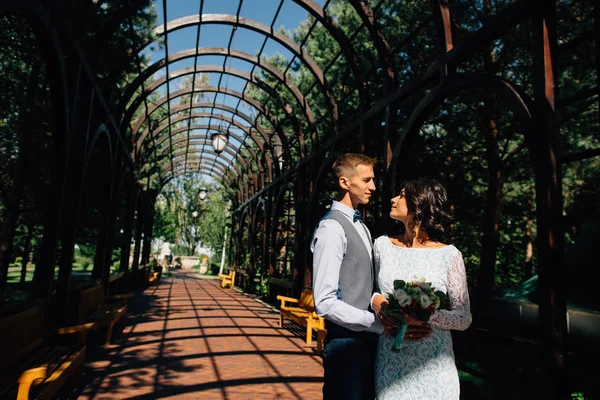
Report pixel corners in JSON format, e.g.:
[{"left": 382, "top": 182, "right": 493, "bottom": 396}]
[{"left": 0, "top": 1, "right": 598, "bottom": 399}]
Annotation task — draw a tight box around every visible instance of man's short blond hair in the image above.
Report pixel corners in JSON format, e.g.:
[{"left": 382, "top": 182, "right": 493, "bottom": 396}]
[{"left": 332, "top": 153, "right": 377, "bottom": 179}]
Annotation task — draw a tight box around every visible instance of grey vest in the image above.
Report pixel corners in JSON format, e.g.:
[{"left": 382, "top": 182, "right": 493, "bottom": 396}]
[{"left": 325, "top": 210, "right": 374, "bottom": 311}]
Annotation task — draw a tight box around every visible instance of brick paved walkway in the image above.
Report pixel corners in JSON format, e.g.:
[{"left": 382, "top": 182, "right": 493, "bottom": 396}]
[{"left": 79, "top": 270, "right": 324, "bottom": 399}]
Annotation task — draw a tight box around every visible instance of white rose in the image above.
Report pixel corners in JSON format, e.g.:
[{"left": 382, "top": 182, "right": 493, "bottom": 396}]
[
  {"left": 394, "top": 289, "right": 412, "bottom": 307},
  {"left": 420, "top": 293, "right": 431, "bottom": 308}
]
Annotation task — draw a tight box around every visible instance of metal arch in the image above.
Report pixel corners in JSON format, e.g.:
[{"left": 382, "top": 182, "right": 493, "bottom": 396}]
[
  {"left": 140, "top": 101, "right": 288, "bottom": 176},
  {"left": 166, "top": 159, "right": 232, "bottom": 179},
  {"left": 237, "top": 205, "right": 251, "bottom": 263},
  {"left": 129, "top": 86, "right": 272, "bottom": 179},
  {"left": 252, "top": 197, "right": 268, "bottom": 232},
  {"left": 157, "top": 130, "right": 254, "bottom": 179},
  {"left": 158, "top": 140, "right": 248, "bottom": 182},
  {"left": 348, "top": 0, "right": 397, "bottom": 90},
  {"left": 147, "top": 115, "right": 269, "bottom": 179},
  {"left": 432, "top": 0, "right": 454, "bottom": 80},
  {"left": 165, "top": 156, "right": 244, "bottom": 197},
  {"left": 141, "top": 113, "right": 265, "bottom": 161},
  {"left": 154, "top": 128, "right": 249, "bottom": 166},
  {"left": 165, "top": 150, "right": 244, "bottom": 179},
  {"left": 129, "top": 86, "right": 297, "bottom": 181},
  {"left": 148, "top": 14, "right": 339, "bottom": 133},
  {"left": 84, "top": 123, "right": 114, "bottom": 177},
  {"left": 162, "top": 138, "right": 248, "bottom": 176},
  {"left": 139, "top": 102, "right": 277, "bottom": 156},
  {"left": 121, "top": 48, "right": 315, "bottom": 128},
  {"left": 133, "top": 70, "right": 294, "bottom": 168},
  {"left": 163, "top": 155, "right": 238, "bottom": 183},
  {"left": 389, "top": 72, "right": 534, "bottom": 188},
  {"left": 307, "top": 151, "right": 339, "bottom": 226},
  {"left": 250, "top": 197, "right": 269, "bottom": 272},
  {"left": 160, "top": 165, "right": 234, "bottom": 187},
  {"left": 119, "top": 50, "right": 300, "bottom": 162},
  {"left": 270, "top": 181, "right": 295, "bottom": 250},
  {"left": 140, "top": 63, "right": 312, "bottom": 151},
  {"left": 127, "top": 85, "right": 298, "bottom": 161},
  {"left": 150, "top": 123, "right": 263, "bottom": 179},
  {"left": 82, "top": 123, "right": 115, "bottom": 184},
  {"left": 290, "top": 0, "right": 370, "bottom": 110}
]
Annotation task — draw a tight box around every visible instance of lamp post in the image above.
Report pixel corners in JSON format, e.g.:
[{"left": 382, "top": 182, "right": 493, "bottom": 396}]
[{"left": 219, "top": 200, "right": 232, "bottom": 275}]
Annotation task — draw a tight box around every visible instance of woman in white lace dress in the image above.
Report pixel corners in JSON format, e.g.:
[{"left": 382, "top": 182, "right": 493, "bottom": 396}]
[{"left": 371, "top": 179, "right": 471, "bottom": 400}]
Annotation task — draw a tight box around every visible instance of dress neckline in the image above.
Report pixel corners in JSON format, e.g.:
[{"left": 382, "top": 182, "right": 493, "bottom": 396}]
[{"left": 383, "top": 235, "right": 453, "bottom": 250}]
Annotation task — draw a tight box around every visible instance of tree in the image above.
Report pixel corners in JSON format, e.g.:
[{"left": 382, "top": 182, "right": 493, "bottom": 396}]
[{"left": 155, "top": 176, "right": 229, "bottom": 258}]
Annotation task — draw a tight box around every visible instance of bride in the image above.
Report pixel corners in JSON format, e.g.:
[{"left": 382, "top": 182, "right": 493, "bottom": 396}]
[{"left": 371, "top": 179, "right": 471, "bottom": 400}]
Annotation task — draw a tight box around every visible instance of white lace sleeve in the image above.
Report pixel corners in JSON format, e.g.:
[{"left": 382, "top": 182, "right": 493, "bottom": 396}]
[{"left": 429, "top": 250, "right": 471, "bottom": 331}]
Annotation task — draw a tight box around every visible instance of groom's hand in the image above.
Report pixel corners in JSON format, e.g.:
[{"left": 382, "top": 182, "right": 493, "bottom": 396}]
[{"left": 373, "top": 296, "right": 398, "bottom": 330}]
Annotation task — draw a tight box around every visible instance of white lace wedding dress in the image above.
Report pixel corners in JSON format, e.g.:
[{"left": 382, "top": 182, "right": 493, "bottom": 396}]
[{"left": 374, "top": 236, "right": 471, "bottom": 400}]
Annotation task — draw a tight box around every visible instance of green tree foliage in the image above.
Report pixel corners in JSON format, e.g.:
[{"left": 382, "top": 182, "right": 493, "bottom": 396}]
[
  {"left": 246, "top": 0, "right": 598, "bottom": 303},
  {"left": 0, "top": 14, "right": 53, "bottom": 294},
  {"left": 155, "top": 176, "right": 228, "bottom": 257}
]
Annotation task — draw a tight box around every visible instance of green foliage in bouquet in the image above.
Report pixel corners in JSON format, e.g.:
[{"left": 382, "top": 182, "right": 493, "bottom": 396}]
[
  {"left": 384, "top": 278, "right": 451, "bottom": 351},
  {"left": 387, "top": 279, "right": 450, "bottom": 323}
]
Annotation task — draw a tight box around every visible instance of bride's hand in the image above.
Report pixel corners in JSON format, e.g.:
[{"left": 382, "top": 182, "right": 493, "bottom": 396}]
[
  {"left": 404, "top": 325, "right": 432, "bottom": 341},
  {"left": 400, "top": 310, "right": 429, "bottom": 327}
]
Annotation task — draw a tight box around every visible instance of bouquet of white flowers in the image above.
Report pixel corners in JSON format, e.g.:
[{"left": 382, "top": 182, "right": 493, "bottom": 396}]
[{"left": 382, "top": 277, "right": 450, "bottom": 350}]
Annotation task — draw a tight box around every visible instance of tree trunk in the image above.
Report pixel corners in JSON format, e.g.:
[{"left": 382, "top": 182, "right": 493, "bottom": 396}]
[
  {"left": 0, "top": 59, "right": 40, "bottom": 308},
  {"left": 19, "top": 222, "right": 35, "bottom": 286}
]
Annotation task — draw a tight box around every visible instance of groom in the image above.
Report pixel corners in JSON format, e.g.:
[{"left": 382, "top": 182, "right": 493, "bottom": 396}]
[{"left": 311, "top": 153, "right": 384, "bottom": 400}]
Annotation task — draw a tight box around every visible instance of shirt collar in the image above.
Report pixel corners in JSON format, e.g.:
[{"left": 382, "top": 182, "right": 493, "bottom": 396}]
[{"left": 331, "top": 201, "right": 356, "bottom": 220}]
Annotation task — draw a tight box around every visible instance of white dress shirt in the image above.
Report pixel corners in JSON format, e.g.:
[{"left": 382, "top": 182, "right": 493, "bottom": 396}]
[{"left": 310, "top": 201, "right": 384, "bottom": 334}]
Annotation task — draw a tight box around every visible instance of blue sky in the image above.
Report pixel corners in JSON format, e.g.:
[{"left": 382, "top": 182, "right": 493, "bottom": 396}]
[
  {"left": 140, "top": 0, "right": 326, "bottom": 88},
  {"left": 135, "top": 0, "right": 327, "bottom": 181}
]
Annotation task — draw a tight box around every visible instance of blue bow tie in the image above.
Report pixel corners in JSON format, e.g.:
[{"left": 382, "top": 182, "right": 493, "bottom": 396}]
[{"left": 353, "top": 210, "right": 362, "bottom": 223}]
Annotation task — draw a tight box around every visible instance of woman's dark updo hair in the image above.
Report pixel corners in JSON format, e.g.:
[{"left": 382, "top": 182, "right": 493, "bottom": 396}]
[{"left": 400, "top": 178, "right": 453, "bottom": 242}]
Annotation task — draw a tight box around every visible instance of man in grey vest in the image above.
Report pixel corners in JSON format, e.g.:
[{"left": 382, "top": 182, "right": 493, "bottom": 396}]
[{"left": 311, "top": 153, "right": 384, "bottom": 400}]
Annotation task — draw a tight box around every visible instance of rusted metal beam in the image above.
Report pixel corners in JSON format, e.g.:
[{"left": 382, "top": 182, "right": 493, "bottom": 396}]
[{"left": 531, "top": 1, "right": 568, "bottom": 397}]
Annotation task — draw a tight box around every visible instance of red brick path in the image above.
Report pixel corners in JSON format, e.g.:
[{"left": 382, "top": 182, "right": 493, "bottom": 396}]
[{"left": 79, "top": 270, "right": 324, "bottom": 399}]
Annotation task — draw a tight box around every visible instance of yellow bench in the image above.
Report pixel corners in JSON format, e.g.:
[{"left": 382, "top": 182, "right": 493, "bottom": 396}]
[
  {"left": 218, "top": 270, "right": 236, "bottom": 289},
  {"left": 0, "top": 305, "right": 95, "bottom": 400},
  {"left": 78, "top": 284, "right": 131, "bottom": 347},
  {"left": 148, "top": 271, "right": 160, "bottom": 286},
  {"left": 277, "top": 288, "right": 326, "bottom": 353}
]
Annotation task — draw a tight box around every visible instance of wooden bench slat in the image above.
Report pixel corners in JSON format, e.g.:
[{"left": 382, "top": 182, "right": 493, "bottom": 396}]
[
  {"left": 277, "top": 288, "right": 326, "bottom": 354},
  {"left": 31, "top": 346, "right": 86, "bottom": 400},
  {"left": 0, "top": 305, "right": 89, "bottom": 400},
  {"left": 78, "top": 284, "right": 129, "bottom": 346},
  {"left": 218, "top": 270, "right": 236, "bottom": 289}
]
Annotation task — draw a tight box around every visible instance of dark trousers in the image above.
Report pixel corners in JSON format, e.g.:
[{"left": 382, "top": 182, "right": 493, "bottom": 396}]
[{"left": 322, "top": 323, "right": 377, "bottom": 400}]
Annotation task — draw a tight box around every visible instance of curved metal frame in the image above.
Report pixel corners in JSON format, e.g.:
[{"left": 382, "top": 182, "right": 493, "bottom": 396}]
[
  {"left": 128, "top": 86, "right": 288, "bottom": 168},
  {"left": 121, "top": 49, "right": 315, "bottom": 128},
  {"left": 128, "top": 82, "right": 297, "bottom": 164},
  {"left": 139, "top": 102, "right": 282, "bottom": 169},
  {"left": 148, "top": 14, "right": 339, "bottom": 125},
  {"left": 121, "top": 2, "right": 389, "bottom": 187}
]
